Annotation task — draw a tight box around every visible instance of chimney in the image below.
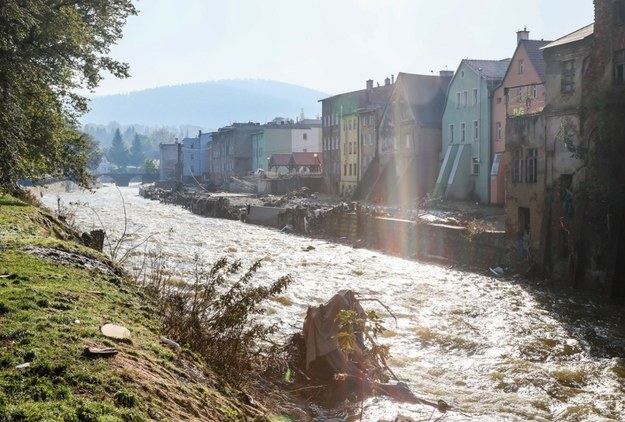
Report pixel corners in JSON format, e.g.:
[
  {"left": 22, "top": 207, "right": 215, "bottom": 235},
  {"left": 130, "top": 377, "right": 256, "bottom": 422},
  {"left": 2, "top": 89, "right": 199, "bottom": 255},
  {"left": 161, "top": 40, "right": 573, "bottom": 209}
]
[
  {"left": 391, "top": 74, "right": 395, "bottom": 84},
  {"left": 439, "top": 70, "right": 454, "bottom": 78},
  {"left": 366, "top": 79, "right": 374, "bottom": 90},
  {"left": 384, "top": 77, "right": 391, "bottom": 86},
  {"left": 517, "top": 26, "right": 529, "bottom": 44}
]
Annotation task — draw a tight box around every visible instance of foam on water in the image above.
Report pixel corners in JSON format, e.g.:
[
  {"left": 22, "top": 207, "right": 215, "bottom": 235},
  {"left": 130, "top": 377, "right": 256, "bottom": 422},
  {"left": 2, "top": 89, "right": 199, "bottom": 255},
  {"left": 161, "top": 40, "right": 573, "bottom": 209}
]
[{"left": 42, "top": 184, "right": 625, "bottom": 421}]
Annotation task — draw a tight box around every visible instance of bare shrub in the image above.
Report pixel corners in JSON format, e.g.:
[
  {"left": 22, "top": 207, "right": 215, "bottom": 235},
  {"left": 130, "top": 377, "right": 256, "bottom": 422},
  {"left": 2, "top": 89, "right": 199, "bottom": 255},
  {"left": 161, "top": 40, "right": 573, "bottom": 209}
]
[{"left": 154, "top": 257, "right": 293, "bottom": 385}]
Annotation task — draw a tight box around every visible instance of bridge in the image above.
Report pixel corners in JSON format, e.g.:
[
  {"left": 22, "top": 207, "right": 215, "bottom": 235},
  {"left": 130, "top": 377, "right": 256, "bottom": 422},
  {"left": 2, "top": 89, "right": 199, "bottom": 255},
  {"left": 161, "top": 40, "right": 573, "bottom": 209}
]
[{"left": 95, "top": 172, "right": 158, "bottom": 187}]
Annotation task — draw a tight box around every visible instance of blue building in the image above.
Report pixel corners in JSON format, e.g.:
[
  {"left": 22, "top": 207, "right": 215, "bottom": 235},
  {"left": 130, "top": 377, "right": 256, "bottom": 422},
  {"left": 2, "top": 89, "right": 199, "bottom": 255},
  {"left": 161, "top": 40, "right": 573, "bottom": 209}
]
[{"left": 182, "top": 132, "right": 211, "bottom": 182}]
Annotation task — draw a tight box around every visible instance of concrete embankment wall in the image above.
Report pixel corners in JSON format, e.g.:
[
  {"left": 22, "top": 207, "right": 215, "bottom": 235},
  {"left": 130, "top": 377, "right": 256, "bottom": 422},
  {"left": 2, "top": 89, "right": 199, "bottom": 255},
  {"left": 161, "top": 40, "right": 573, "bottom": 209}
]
[
  {"left": 248, "top": 206, "right": 507, "bottom": 269},
  {"left": 246, "top": 206, "right": 286, "bottom": 227},
  {"left": 140, "top": 189, "right": 507, "bottom": 269},
  {"left": 363, "top": 216, "right": 506, "bottom": 268}
]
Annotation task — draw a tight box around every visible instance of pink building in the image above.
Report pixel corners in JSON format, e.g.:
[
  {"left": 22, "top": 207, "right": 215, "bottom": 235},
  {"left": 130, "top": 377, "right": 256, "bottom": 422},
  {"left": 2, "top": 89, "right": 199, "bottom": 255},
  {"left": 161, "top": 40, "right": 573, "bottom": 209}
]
[{"left": 490, "top": 30, "right": 550, "bottom": 205}]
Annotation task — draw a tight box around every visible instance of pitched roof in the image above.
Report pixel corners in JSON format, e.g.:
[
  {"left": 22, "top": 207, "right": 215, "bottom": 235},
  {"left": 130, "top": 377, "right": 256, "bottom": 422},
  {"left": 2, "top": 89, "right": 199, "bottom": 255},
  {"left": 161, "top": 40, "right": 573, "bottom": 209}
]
[
  {"left": 498, "top": 39, "right": 552, "bottom": 85},
  {"left": 290, "top": 152, "right": 322, "bottom": 166},
  {"left": 319, "top": 84, "right": 393, "bottom": 115},
  {"left": 269, "top": 153, "right": 291, "bottom": 166},
  {"left": 542, "top": 23, "right": 594, "bottom": 50},
  {"left": 395, "top": 72, "right": 453, "bottom": 127},
  {"left": 521, "top": 39, "right": 551, "bottom": 81},
  {"left": 464, "top": 59, "right": 511, "bottom": 81}
]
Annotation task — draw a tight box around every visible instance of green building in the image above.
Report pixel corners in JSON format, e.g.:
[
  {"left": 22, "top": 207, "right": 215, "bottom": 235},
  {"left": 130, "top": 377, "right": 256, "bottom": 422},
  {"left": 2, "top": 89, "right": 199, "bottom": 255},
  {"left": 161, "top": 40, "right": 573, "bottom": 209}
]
[{"left": 435, "top": 59, "right": 509, "bottom": 203}]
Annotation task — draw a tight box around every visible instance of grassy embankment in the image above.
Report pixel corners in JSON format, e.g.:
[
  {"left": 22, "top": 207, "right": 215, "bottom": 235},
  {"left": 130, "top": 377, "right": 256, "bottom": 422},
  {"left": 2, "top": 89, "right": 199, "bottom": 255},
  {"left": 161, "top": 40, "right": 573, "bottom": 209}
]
[{"left": 0, "top": 194, "right": 272, "bottom": 421}]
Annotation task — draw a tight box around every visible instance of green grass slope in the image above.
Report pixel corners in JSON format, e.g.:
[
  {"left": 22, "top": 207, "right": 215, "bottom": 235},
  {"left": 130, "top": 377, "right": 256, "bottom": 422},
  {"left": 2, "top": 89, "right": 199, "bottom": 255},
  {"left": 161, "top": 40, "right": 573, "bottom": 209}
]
[{"left": 0, "top": 194, "right": 270, "bottom": 421}]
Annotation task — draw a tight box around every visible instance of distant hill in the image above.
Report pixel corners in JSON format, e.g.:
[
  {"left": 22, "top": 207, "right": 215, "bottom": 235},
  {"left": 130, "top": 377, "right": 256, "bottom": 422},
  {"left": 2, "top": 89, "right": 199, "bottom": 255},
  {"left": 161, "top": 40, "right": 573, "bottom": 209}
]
[{"left": 81, "top": 79, "right": 329, "bottom": 128}]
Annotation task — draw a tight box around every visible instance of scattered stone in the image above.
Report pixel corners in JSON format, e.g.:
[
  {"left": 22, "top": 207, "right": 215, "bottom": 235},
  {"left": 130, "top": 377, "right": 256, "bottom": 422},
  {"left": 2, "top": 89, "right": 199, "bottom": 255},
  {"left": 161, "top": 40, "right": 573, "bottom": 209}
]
[
  {"left": 100, "top": 323, "right": 131, "bottom": 339},
  {"left": 24, "top": 246, "right": 120, "bottom": 276},
  {"left": 15, "top": 362, "right": 31, "bottom": 369},
  {"left": 301, "top": 245, "right": 315, "bottom": 252}
]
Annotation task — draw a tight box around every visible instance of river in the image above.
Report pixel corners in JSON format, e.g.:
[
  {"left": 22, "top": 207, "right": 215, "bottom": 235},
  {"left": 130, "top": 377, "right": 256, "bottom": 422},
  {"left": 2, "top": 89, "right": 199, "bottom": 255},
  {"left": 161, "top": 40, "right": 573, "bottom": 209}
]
[{"left": 41, "top": 183, "right": 625, "bottom": 421}]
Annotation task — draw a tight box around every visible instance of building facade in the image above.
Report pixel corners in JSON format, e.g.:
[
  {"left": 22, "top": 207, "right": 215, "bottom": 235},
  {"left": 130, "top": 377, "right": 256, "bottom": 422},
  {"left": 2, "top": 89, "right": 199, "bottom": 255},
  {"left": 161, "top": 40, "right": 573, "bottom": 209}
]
[
  {"left": 435, "top": 59, "right": 510, "bottom": 203},
  {"left": 182, "top": 132, "right": 211, "bottom": 182},
  {"left": 505, "top": 24, "right": 594, "bottom": 279},
  {"left": 340, "top": 112, "right": 359, "bottom": 196},
  {"left": 159, "top": 141, "right": 180, "bottom": 181},
  {"left": 490, "top": 31, "right": 550, "bottom": 205},
  {"left": 210, "top": 123, "right": 261, "bottom": 186},
  {"left": 320, "top": 79, "right": 393, "bottom": 195},
  {"left": 367, "top": 72, "right": 453, "bottom": 204}
]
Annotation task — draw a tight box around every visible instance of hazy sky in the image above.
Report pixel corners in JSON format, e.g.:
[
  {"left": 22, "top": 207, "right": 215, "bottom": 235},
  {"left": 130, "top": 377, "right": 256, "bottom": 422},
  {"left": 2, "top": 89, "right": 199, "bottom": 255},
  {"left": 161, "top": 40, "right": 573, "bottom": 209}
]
[{"left": 93, "top": 0, "right": 595, "bottom": 97}]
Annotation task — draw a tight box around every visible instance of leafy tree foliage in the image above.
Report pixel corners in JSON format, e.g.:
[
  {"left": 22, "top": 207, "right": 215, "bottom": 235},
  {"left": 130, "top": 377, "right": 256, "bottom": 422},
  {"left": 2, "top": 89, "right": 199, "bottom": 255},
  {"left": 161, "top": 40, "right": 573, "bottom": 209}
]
[
  {"left": 107, "top": 128, "right": 129, "bottom": 167},
  {"left": 143, "top": 159, "right": 159, "bottom": 174},
  {"left": 130, "top": 133, "right": 146, "bottom": 166},
  {"left": 0, "top": 0, "right": 137, "bottom": 192}
]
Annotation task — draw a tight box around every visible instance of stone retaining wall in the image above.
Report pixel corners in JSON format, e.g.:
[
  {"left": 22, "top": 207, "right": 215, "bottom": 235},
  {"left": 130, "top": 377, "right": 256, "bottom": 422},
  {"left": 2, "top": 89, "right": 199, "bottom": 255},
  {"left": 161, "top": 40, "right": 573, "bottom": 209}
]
[{"left": 140, "top": 188, "right": 507, "bottom": 270}]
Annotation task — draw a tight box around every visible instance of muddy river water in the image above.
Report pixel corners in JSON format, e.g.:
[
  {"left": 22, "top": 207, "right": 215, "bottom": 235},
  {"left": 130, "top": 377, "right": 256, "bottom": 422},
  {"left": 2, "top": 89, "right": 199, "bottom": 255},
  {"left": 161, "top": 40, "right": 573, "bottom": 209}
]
[{"left": 42, "top": 184, "right": 625, "bottom": 421}]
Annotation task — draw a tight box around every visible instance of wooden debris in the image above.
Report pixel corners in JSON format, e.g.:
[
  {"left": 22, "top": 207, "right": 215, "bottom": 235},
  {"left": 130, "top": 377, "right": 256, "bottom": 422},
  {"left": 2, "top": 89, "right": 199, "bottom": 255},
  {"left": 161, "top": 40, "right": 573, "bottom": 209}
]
[{"left": 84, "top": 346, "right": 119, "bottom": 357}]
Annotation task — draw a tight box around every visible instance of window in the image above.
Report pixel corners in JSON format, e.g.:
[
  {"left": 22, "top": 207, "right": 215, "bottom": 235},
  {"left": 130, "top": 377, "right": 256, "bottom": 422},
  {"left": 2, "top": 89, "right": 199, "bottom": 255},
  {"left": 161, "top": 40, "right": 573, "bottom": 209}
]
[
  {"left": 344, "top": 164, "right": 347, "bottom": 176},
  {"left": 449, "top": 124, "right": 455, "bottom": 143},
  {"left": 532, "top": 84, "right": 538, "bottom": 98},
  {"left": 513, "top": 150, "right": 523, "bottom": 182},
  {"left": 616, "top": 0, "right": 625, "bottom": 25},
  {"left": 369, "top": 115, "right": 374, "bottom": 126},
  {"left": 561, "top": 60, "right": 575, "bottom": 92},
  {"left": 406, "top": 135, "right": 411, "bottom": 148},
  {"left": 349, "top": 164, "right": 352, "bottom": 176},
  {"left": 614, "top": 50, "right": 625, "bottom": 84},
  {"left": 519, "top": 59, "right": 525, "bottom": 74},
  {"left": 349, "top": 142, "right": 352, "bottom": 154},
  {"left": 473, "top": 88, "right": 478, "bottom": 105},
  {"left": 463, "top": 91, "right": 468, "bottom": 107},
  {"left": 517, "top": 87, "right": 523, "bottom": 102},
  {"left": 456, "top": 92, "right": 461, "bottom": 108},
  {"left": 471, "top": 157, "right": 480, "bottom": 175},
  {"left": 461, "top": 123, "right": 466, "bottom": 142},
  {"left": 526, "top": 148, "right": 537, "bottom": 183},
  {"left": 303, "top": 133, "right": 307, "bottom": 140},
  {"left": 496, "top": 97, "right": 502, "bottom": 104},
  {"left": 491, "top": 153, "right": 502, "bottom": 176},
  {"left": 473, "top": 121, "right": 479, "bottom": 141},
  {"left": 496, "top": 122, "right": 502, "bottom": 140}
]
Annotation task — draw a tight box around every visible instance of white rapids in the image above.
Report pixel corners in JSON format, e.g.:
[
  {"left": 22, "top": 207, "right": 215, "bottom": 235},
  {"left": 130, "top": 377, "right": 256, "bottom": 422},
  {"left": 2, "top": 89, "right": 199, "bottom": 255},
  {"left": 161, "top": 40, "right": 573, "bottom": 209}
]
[{"left": 40, "top": 184, "right": 625, "bottom": 421}]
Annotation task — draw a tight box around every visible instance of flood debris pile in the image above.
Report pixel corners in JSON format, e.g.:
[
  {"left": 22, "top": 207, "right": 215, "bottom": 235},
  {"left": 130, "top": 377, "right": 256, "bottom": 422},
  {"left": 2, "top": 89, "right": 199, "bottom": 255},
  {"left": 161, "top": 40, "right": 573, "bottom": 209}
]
[
  {"left": 140, "top": 186, "right": 243, "bottom": 219},
  {"left": 281, "top": 290, "right": 452, "bottom": 416}
]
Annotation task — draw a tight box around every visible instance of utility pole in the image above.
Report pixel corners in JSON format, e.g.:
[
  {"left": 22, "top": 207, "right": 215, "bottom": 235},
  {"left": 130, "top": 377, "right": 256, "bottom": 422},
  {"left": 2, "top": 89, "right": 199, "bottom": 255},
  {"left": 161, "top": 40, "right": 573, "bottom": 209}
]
[{"left": 175, "top": 141, "right": 183, "bottom": 183}]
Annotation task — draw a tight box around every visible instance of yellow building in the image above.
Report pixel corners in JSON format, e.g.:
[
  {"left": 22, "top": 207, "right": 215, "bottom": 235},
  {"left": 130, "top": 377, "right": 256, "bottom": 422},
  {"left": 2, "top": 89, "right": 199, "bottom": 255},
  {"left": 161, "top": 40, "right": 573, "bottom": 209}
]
[{"left": 339, "top": 113, "right": 359, "bottom": 196}]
